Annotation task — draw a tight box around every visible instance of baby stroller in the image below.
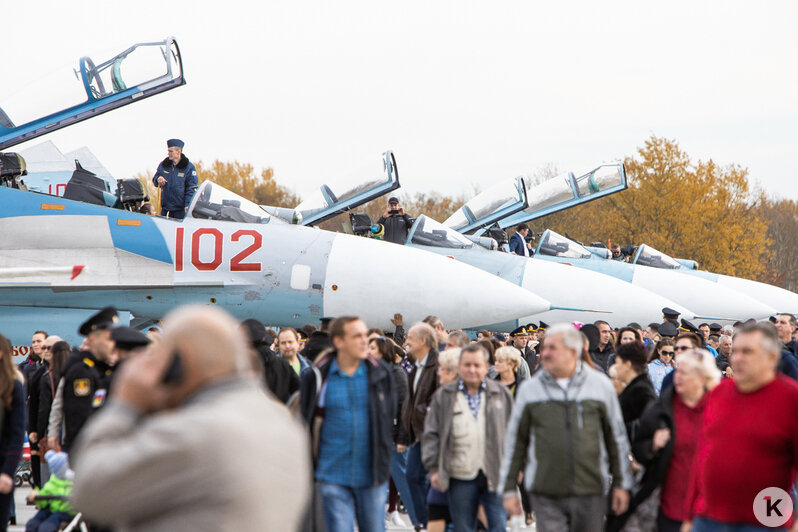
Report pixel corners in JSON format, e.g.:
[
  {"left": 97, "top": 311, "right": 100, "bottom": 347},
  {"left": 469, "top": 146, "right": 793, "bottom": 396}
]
[
  {"left": 28, "top": 495, "right": 88, "bottom": 532},
  {"left": 14, "top": 440, "right": 31, "bottom": 488}
]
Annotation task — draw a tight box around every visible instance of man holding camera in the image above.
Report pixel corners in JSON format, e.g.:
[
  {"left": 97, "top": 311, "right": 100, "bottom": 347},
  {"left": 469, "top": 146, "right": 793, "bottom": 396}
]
[{"left": 377, "top": 197, "right": 413, "bottom": 245}]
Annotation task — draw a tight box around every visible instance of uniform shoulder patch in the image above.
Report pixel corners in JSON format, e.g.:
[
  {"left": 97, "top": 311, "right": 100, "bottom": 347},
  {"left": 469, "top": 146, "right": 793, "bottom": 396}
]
[{"left": 74, "top": 378, "right": 91, "bottom": 397}]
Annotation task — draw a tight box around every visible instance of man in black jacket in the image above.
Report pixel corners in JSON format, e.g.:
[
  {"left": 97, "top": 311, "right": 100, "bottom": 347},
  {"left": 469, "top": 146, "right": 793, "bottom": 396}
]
[
  {"left": 299, "top": 316, "right": 395, "bottom": 532},
  {"left": 241, "top": 319, "right": 299, "bottom": 404},
  {"left": 376, "top": 197, "right": 413, "bottom": 245}
]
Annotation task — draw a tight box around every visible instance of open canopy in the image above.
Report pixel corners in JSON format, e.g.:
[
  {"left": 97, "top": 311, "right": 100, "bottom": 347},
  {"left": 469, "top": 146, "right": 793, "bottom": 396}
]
[
  {"left": 0, "top": 37, "right": 184, "bottom": 150},
  {"left": 443, "top": 176, "right": 527, "bottom": 233},
  {"left": 497, "top": 162, "right": 627, "bottom": 229},
  {"left": 292, "top": 151, "right": 399, "bottom": 226},
  {"left": 632, "top": 244, "right": 682, "bottom": 270},
  {"left": 189, "top": 181, "right": 284, "bottom": 224}
]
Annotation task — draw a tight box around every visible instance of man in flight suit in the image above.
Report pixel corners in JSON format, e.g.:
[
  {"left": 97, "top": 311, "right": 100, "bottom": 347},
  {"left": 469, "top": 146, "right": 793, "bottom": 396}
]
[{"left": 153, "top": 139, "right": 198, "bottom": 219}]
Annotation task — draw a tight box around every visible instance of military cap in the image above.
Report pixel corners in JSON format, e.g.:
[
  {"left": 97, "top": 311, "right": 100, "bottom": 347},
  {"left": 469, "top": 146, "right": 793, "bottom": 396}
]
[
  {"left": 525, "top": 323, "right": 538, "bottom": 332},
  {"left": 297, "top": 329, "right": 309, "bottom": 341},
  {"left": 662, "top": 307, "right": 681, "bottom": 320},
  {"left": 510, "top": 326, "right": 528, "bottom": 337},
  {"left": 492, "top": 333, "right": 507, "bottom": 343},
  {"left": 110, "top": 326, "right": 151, "bottom": 351},
  {"left": 78, "top": 306, "right": 119, "bottom": 336},
  {"left": 166, "top": 138, "right": 184, "bottom": 149},
  {"left": 709, "top": 323, "right": 722, "bottom": 333},
  {"left": 538, "top": 321, "right": 550, "bottom": 330},
  {"left": 659, "top": 321, "right": 679, "bottom": 338},
  {"left": 679, "top": 319, "right": 700, "bottom": 334}
]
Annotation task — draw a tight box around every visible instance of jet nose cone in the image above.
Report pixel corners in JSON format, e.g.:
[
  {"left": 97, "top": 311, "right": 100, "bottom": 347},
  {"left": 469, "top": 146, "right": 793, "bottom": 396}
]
[
  {"left": 633, "top": 268, "right": 777, "bottom": 321},
  {"left": 520, "top": 261, "right": 695, "bottom": 326},
  {"left": 323, "top": 235, "right": 550, "bottom": 330},
  {"left": 717, "top": 275, "right": 798, "bottom": 316}
]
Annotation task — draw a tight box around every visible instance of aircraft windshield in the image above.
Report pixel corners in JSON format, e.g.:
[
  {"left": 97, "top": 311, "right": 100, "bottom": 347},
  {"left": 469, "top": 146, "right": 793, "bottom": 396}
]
[
  {"left": 189, "top": 182, "right": 278, "bottom": 224},
  {"left": 634, "top": 245, "right": 681, "bottom": 269},
  {"left": 444, "top": 177, "right": 525, "bottom": 231},
  {"left": 410, "top": 216, "right": 473, "bottom": 249},
  {"left": 536, "top": 230, "right": 592, "bottom": 259},
  {"left": 527, "top": 163, "right": 625, "bottom": 214},
  {"left": 294, "top": 152, "right": 397, "bottom": 225}
]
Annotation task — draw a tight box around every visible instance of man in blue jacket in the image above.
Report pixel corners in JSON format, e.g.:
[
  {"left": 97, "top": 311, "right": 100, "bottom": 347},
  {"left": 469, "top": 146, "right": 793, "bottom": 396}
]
[
  {"left": 509, "top": 224, "right": 531, "bottom": 257},
  {"left": 153, "top": 139, "right": 198, "bottom": 219}
]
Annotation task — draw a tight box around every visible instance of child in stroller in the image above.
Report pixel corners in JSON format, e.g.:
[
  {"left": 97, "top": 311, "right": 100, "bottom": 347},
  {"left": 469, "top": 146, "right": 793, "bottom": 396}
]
[{"left": 25, "top": 451, "right": 76, "bottom": 532}]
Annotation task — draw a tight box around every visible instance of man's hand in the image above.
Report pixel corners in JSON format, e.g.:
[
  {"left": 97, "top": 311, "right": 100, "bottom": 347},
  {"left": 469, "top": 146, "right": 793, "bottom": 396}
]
[
  {"left": 680, "top": 521, "right": 692, "bottom": 532},
  {"left": 0, "top": 474, "right": 13, "bottom": 494},
  {"left": 652, "top": 428, "right": 671, "bottom": 452},
  {"left": 111, "top": 347, "right": 174, "bottom": 413},
  {"left": 396, "top": 444, "right": 407, "bottom": 453},
  {"left": 725, "top": 366, "right": 734, "bottom": 378},
  {"left": 29, "top": 432, "right": 37, "bottom": 444},
  {"left": 430, "top": 472, "right": 441, "bottom": 491},
  {"left": 46, "top": 436, "right": 61, "bottom": 453},
  {"left": 26, "top": 490, "right": 38, "bottom": 503},
  {"left": 503, "top": 495, "right": 524, "bottom": 517},
  {"left": 611, "top": 488, "right": 629, "bottom": 515},
  {"left": 391, "top": 313, "right": 403, "bottom": 327},
  {"left": 157, "top": 176, "right": 167, "bottom": 187}
]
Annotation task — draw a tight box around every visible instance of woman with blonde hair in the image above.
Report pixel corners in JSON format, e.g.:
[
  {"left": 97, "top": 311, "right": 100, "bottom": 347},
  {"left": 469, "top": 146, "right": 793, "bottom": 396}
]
[
  {"left": 492, "top": 346, "right": 525, "bottom": 398},
  {"left": 0, "top": 334, "right": 26, "bottom": 530},
  {"left": 612, "top": 349, "right": 721, "bottom": 532}
]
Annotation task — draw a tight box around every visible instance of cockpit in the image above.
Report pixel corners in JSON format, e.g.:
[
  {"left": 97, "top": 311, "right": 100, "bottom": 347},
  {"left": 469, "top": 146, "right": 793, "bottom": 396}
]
[
  {"left": 535, "top": 230, "right": 592, "bottom": 259},
  {"left": 409, "top": 215, "right": 474, "bottom": 249},
  {"left": 632, "top": 244, "right": 681, "bottom": 270},
  {"left": 188, "top": 182, "right": 282, "bottom": 224}
]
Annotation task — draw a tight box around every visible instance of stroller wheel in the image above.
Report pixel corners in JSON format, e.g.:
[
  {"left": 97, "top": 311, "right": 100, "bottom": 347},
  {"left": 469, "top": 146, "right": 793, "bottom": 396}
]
[{"left": 13, "top": 475, "right": 21, "bottom": 488}]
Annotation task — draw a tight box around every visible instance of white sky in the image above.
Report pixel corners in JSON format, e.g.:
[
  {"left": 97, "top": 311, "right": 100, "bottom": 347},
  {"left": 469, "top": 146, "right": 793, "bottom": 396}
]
[{"left": 4, "top": 0, "right": 797, "bottom": 200}]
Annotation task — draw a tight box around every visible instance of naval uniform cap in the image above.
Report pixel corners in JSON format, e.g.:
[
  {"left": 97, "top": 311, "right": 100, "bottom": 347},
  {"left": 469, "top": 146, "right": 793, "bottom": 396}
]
[
  {"left": 538, "top": 321, "right": 549, "bottom": 331},
  {"left": 679, "top": 319, "right": 699, "bottom": 334},
  {"left": 166, "top": 138, "right": 184, "bottom": 149},
  {"left": 110, "top": 326, "right": 151, "bottom": 351},
  {"left": 709, "top": 323, "right": 722, "bottom": 333},
  {"left": 662, "top": 307, "right": 681, "bottom": 320},
  {"left": 659, "top": 321, "right": 679, "bottom": 338},
  {"left": 510, "top": 326, "right": 528, "bottom": 337},
  {"left": 78, "top": 306, "right": 119, "bottom": 336},
  {"left": 525, "top": 323, "right": 538, "bottom": 332}
]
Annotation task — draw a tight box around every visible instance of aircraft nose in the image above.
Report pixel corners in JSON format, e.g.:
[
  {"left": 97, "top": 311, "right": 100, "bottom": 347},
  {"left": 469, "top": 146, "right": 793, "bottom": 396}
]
[
  {"left": 323, "top": 234, "right": 550, "bottom": 330},
  {"left": 633, "top": 268, "right": 777, "bottom": 321}
]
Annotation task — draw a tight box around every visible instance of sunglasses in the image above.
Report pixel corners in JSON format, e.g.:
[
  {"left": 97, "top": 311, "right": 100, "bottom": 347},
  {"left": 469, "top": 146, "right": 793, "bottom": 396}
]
[
  {"left": 41, "top": 346, "right": 52, "bottom": 351},
  {"left": 660, "top": 350, "right": 674, "bottom": 356},
  {"left": 673, "top": 345, "right": 691, "bottom": 351}
]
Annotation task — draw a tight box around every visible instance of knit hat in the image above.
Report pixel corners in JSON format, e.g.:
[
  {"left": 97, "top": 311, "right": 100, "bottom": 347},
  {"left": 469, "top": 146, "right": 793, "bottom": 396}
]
[{"left": 45, "top": 450, "right": 71, "bottom": 480}]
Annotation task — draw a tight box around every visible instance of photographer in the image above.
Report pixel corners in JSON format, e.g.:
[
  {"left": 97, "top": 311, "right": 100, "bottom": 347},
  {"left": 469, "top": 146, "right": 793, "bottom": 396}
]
[{"left": 377, "top": 196, "right": 413, "bottom": 244}]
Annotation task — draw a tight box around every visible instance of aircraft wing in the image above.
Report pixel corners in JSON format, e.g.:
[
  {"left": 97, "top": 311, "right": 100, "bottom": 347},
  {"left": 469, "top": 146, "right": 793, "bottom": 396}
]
[{"left": 0, "top": 37, "right": 184, "bottom": 150}]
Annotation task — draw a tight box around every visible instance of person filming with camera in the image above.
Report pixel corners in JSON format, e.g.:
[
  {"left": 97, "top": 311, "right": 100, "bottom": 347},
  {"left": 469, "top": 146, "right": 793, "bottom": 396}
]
[{"left": 377, "top": 196, "right": 413, "bottom": 245}]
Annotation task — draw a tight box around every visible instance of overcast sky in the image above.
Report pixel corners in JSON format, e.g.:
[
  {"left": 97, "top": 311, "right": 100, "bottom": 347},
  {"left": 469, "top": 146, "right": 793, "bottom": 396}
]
[{"left": 4, "top": 0, "right": 797, "bottom": 200}]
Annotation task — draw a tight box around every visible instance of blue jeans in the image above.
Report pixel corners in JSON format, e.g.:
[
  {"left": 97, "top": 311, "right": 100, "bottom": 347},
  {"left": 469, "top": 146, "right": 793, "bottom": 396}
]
[
  {"left": 692, "top": 517, "right": 785, "bottom": 532},
  {"left": 448, "top": 471, "right": 506, "bottom": 532},
  {"left": 391, "top": 448, "right": 418, "bottom": 524},
  {"left": 26, "top": 509, "right": 73, "bottom": 532},
  {"left": 318, "top": 481, "right": 388, "bottom": 532},
  {"left": 406, "top": 442, "right": 429, "bottom": 526}
]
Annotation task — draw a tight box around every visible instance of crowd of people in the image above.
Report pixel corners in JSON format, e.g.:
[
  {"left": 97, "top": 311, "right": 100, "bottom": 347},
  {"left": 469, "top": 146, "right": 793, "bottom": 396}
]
[{"left": 0, "top": 305, "right": 796, "bottom": 532}]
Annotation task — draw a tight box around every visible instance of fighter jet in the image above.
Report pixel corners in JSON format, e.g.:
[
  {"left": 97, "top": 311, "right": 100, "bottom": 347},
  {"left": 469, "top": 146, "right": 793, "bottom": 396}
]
[
  {"left": 629, "top": 244, "right": 798, "bottom": 315},
  {"left": 445, "top": 163, "right": 777, "bottom": 322},
  {"left": 0, "top": 174, "right": 549, "bottom": 348}
]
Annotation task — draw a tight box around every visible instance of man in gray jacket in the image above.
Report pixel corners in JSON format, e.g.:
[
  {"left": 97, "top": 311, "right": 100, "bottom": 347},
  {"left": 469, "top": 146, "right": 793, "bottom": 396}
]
[
  {"left": 71, "top": 306, "right": 311, "bottom": 532},
  {"left": 422, "top": 344, "right": 513, "bottom": 532},
  {"left": 500, "top": 323, "right": 632, "bottom": 532}
]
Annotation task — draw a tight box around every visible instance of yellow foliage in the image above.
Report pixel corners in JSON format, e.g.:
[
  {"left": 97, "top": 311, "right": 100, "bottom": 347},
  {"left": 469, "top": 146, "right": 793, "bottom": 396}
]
[{"left": 530, "top": 136, "right": 771, "bottom": 280}]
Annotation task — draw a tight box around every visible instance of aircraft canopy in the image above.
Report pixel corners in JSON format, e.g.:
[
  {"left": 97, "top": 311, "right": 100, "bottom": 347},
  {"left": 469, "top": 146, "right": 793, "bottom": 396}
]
[
  {"left": 444, "top": 176, "right": 527, "bottom": 233},
  {"left": 408, "top": 215, "right": 473, "bottom": 249},
  {"left": 632, "top": 244, "right": 681, "bottom": 270},
  {"left": 189, "top": 181, "right": 284, "bottom": 224},
  {"left": 535, "top": 230, "right": 592, "bottom": 259}
]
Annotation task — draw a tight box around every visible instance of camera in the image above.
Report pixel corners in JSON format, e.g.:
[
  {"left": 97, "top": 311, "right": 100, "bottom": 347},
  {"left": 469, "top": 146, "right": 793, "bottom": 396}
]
[{"left": 389, "top": 208, "right": 399, "bottom": 215}]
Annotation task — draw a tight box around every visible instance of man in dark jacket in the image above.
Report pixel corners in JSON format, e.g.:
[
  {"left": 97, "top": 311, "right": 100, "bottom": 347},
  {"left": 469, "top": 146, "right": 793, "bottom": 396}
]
[
  {"left": 299, "top": 316, "right": 395, "bottom": 532},
  {"left": 402, "top": 322, "right": 440, "bottom": 530},
  {"left": 241, "top": 319, "right": 299, "bottom": 404},
  {"left": 152, "top": 138, "right": 198, "bottom": 219},
  {"left": 590, "top": 320, "right": 616, "bottom": 374},
  {"left": 376, "top": 197, "right": 413, "bottom": 245}
]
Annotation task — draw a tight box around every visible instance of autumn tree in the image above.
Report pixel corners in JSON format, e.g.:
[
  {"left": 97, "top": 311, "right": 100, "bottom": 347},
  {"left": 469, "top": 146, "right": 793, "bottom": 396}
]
[
  {"left": 757, "top": 196, "right": 798, "bottom": 291},
  {"left": 529, "top": 135, "right": 771, "bottom": 280},
  {"left": 135, "top": 159, "right": 299, "bottom": 212}
]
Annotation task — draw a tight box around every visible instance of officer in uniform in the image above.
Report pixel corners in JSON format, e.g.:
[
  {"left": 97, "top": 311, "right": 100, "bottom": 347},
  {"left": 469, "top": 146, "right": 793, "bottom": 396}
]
[
  {"left": 59, "top": 307, "right": 118, "bottom": 451},
  {"left": 658, "top": 321, "right": 679, "bottom": 339},
  {"left": 509, "top": 326, "right": 538, "bottom": 371},
  {"left": 661, "top": 307, "right": 680, "bottom": 327},
  {"left": 153, "top": 138, "right": 198, "bottom": 219}
]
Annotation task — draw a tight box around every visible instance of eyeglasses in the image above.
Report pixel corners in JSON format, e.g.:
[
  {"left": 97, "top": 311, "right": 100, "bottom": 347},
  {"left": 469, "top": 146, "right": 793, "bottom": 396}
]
[
  {"left": 673, "top": 345, "right": 691, "bottom": 351},
  {"left": 660, "top": 350, "right": 674, "bottom": 356},
  {"left": 41, "top": 346, "right": 52, "bottom": 351}
]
